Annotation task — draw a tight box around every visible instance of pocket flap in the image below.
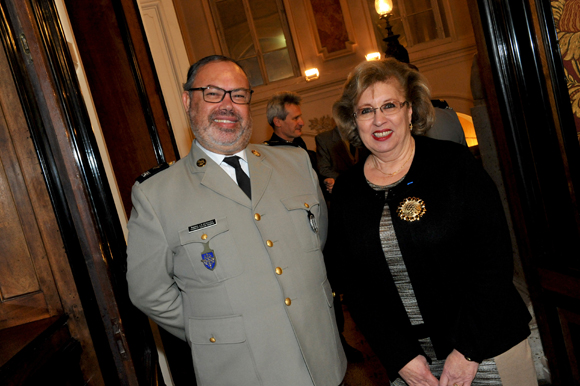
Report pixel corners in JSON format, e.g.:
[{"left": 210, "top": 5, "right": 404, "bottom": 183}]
[
  {"left": 281, "top": 194, "right": 319, "bottom": 211},
  {"left": 179, "top": 217, "right": 229, "bottom": 245},
  {"left": 189, "top": 315, "right": 246, "bottom": 345}
]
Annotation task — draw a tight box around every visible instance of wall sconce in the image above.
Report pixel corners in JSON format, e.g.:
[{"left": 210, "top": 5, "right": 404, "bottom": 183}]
[
  {"left": 365, "top": 52, "right": 381, "bottom": 61},
  {"left": 304, "top": 68, "right": 320, "bottom": 81},
  {"left": 375, "top": 0, "right": 409, "bottom": 63}
]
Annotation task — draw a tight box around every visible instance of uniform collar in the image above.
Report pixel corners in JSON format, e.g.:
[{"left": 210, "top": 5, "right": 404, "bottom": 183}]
[{"left": 194, "top": 140, "right": 248, "bottom": 165}]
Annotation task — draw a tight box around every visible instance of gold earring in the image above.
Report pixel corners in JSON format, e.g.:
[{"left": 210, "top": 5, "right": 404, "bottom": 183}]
[{"left": 409, "top": 123, "right": 413, "bottom": 131}]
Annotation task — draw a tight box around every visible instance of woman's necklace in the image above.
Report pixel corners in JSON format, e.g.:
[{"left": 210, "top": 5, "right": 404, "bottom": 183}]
[{"left": 370, "top": 148, "right": 414, "bottom": 177}]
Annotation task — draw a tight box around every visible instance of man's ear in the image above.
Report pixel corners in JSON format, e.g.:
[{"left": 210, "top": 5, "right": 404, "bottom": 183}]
[
  {"left": 182, "top": 91, "right": 191, "bottom": 113},
  {"left": 273, "top": 116, "right": 281, "bottom": 129}
]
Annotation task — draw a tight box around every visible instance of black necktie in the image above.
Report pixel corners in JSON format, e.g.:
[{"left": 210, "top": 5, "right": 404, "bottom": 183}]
[{"left": 223, "top": 156, "right": 251, "bottom": 199}]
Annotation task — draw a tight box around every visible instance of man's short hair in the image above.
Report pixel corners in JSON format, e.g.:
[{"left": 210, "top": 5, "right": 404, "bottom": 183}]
[
  {"left": 183, "top": 55, "right": 248, "bottom": 91},
  {"left": 266, "top": 91, "right": 302, "bottom": 129}
]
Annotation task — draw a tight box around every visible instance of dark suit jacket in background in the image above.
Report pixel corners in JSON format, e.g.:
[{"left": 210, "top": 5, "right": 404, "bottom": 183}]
[
  {"left": 315, "top": 127, "right": 368, "bottom": 180},
  {"left": 265, "top": 132, "right": 318, "bottom": 172}
]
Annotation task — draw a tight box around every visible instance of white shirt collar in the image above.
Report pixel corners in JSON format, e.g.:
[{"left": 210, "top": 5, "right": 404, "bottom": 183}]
[{"left": 194, "top": 140, "right": 248, "bottom": 165}]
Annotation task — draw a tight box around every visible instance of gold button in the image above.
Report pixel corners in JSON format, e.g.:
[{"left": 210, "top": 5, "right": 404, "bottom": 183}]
[
  {"left": 254, "top": 213, "right": 261, "bottom": 221},
  {"left": 201, "top": 234, "right": 208, "bottom": 240},
  {"left": 275, "top": 267, "right": 283, "bottom": 275},
  {"left": 266, "top": 240, "right": 273, "bottom": 247},
  {"left": 285, "top": 298, "right": 291, "bottom": 306},
  {"left": 304, "top": 203, "right": 310, "bottom": 208},
  {"left": 209, "top": 337, "right": 216, "bottom": 343},
  {"left": 332, "top": 292, "right": 336, "bottom": 298}
]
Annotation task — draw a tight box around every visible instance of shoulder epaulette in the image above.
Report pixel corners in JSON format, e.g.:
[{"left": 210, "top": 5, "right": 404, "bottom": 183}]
[
  {"left": 263, "top": 140, "right": 299, "bottom": 147},
  {"left": 136, "top": 162, "right": 171, "bottom": 183}
]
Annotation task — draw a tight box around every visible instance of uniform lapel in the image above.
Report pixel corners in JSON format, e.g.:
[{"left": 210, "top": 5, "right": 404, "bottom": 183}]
[
  {"left": 188, "top": 145, "right": 252, "bottom": 208},
  {"left": 246, "top": 144, "right": 271, "bottom": 210}
]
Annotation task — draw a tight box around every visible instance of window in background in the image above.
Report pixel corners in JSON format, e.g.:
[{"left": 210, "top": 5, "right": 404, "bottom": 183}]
[
  {"left": 210, "top": 0, "right": 299, "bottom": 87},
  {"left": 368, "top": 0, "right": 450, "bottom": 51}
]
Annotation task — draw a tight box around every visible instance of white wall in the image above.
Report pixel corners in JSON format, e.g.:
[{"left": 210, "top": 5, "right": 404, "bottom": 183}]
[{"left": 140, "top": 0, "right": 476, "bottom": 153}]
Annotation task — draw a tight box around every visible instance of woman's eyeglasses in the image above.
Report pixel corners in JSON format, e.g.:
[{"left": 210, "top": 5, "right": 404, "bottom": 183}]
[{"left": 354, "top": 101, "right": 408, "bottom": 121}]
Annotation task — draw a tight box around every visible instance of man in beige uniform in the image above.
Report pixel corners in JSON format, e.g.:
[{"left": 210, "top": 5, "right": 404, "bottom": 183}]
[{"left": 126, "top": 55, "right": 346, "bottom": 386}]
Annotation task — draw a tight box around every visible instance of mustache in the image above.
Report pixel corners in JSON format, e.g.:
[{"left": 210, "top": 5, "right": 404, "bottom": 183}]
[{"left": 209, "top": 108, "right": 242, "bottom": 121}]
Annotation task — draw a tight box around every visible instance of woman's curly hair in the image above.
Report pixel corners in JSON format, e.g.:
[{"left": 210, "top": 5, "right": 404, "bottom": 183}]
[{"left": 332, "top": 58, "right": 434, "bottom": 148}]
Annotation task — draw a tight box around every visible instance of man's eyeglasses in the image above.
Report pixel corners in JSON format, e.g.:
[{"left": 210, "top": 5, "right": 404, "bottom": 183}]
[
  {"left": 189, "top": 86, "right": 253, "bottom": 105},
  {"left": 353, "top": 101, "right": 408, "bottom": 121}
]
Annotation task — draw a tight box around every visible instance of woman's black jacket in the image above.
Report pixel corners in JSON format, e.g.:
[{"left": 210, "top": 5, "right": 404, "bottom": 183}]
[{"left": 326, "top": 136, "right": 531, "bottom": 380}]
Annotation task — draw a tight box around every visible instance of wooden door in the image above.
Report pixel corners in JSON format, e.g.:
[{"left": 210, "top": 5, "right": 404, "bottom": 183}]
[
  {"left": 469, "top": 0, "right": 580, "bottom": 384},
  {"left": 0, "top": 50, "right": 62, "bottom": 329},
  {"left": 1, "top": 0, "right": 171, "bottom": 383},
  {"left": 0, "top": 8, "right": 104, "bottom": 383}
]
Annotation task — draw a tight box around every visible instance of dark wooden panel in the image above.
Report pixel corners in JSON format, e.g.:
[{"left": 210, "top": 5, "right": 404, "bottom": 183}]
[
  {"left": 0, "top": 292, "right": 50, "bottom": 329},
  {"left": 0, "top": 315, "right": 84, "bottom": 386},
  {"left": 118, "top": 0, "right": 178, "bottom": 160},
  {"left": 558, "top": 308, "right": 580, "bottom": 384},
  {"left": 63, "top": 0, "right": 178, "bottom": 216},
  {"left": 0, "top": 42, "right": 64, "bottom": 327},
  {"left": 0, "top": 154, "right": 40, "bottom": 298},
  {"left": 538, "top": 269, "right": 580, "bottom": 301}
]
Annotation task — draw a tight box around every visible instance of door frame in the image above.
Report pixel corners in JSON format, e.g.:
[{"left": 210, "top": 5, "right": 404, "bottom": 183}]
[{"left": 468, "top": 0, "right": 580, "bottom": 383}]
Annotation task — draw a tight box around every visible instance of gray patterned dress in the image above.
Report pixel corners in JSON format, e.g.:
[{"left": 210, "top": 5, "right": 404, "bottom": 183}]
[{"left": 368, "top": 179, "right": 502, "bottom": 386}]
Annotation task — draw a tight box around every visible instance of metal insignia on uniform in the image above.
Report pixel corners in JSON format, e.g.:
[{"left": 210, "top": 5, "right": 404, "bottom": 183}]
[
  {"left": 197, "top": 158, "right": 207, "bottom": 167},
  {"left": 201, "top": 242, "right": 216, "bottom": 270},
  {"left": 397, "top": 197, "right": 426, "bottom": 222},
  {"left": 307, "top": 210, "right": 318, "bottom": 233},
  {"left": 251, "top": 150, "right": 261, "bottom": 157}
]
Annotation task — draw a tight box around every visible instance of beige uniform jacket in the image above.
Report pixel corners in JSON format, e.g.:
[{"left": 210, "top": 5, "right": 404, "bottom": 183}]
[{"left": 127, "top": 143, "right": 346, "bottom": 386}]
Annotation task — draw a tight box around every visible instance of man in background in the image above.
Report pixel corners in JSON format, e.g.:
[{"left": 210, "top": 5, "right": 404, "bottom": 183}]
[{"left": 265, "top": 91, "right": 318, "bottom": 169}]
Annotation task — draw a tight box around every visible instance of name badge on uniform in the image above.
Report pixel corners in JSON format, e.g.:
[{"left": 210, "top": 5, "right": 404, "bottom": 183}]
[
  {"left": 189, "top": 219, "right": 216, "bottom": 233},
  {"left": 201, "top": 242, "right": 216, "bottom": 270},
  {"left": 307, "top": 210, "right": 318, "bottom": 234}
]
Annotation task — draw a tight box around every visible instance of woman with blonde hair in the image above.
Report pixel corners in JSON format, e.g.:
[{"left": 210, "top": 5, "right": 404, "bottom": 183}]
[{"left": 326, "top": 58, "right": 537, "bottom": 386}]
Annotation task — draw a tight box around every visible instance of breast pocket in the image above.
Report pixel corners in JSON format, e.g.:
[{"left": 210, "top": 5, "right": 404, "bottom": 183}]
[
  {"left": 178, "top": 217, "right": 244, "bottom": 284},
  {"left": 281, "top": 194, "right": 322, "bottom": 252}
]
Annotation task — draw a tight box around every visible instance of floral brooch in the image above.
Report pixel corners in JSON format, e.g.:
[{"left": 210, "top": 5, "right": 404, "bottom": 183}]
[{"left": 397, "top": 197, "right": 426, "bottom": 222}]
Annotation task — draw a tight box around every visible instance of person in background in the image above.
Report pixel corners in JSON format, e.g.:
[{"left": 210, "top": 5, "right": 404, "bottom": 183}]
[
  {"left": 126, "top": 55, "right": 346, "bottom": 386},
  {"left": 405, "top": 63, "right": 467, "bottom": 146},
  {"left": 315, "top": 126, "right": 369, "bottom": 196},
  {"left": 264, "top": 91, "right": 318, "bottom": 169},
  {"left": 327, "top": 58, "right": 537, "bottom": 386},
  {"left": 427, "top": 99, "right": 468, "bottom": 146}
]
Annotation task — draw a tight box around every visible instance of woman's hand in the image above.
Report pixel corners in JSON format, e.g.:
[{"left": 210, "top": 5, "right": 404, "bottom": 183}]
[
  {"left": 439, "top": 349, "right": 479, "bottom": 386},
  {"left": 399, "top": 355, "right": 439, "bottom": 386}
]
